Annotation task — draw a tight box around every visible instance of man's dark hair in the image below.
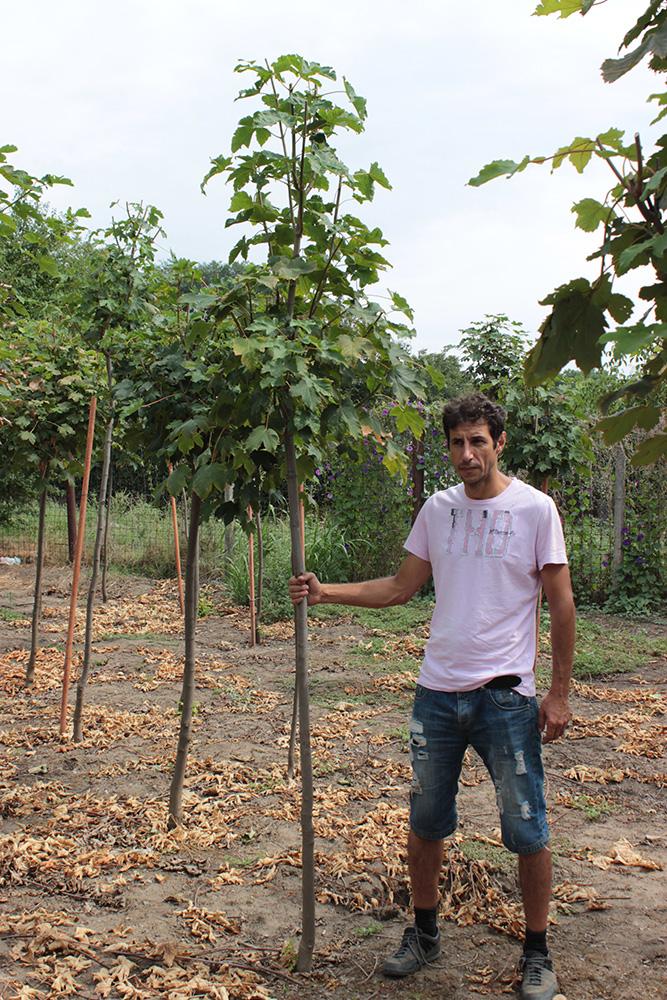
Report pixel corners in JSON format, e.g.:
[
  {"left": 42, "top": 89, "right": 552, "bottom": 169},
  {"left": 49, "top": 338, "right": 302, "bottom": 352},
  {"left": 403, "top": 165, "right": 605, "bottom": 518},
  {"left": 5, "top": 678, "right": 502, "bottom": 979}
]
[{"left": 442, "top": 392, "right": 506, "bottom": 446}]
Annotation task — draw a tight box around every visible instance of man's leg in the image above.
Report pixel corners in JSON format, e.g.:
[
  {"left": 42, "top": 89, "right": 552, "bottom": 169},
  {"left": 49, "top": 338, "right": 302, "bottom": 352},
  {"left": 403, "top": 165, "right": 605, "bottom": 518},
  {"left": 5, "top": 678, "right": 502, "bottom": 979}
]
[
  {"left": 471, "top": 691, "right": 559, "bottom": 999},
  {"left": 383, "top": 830, "right": 444, "bottom": 978},
  {"left": 384, "top": 686, "right": 463, "bottom": 979},
  {"left": 408, "top": 829, "right": 444, "bottom": 908},
  {"left": 518, "top": 847, "right": 558, "bottom": 999},
  {"left": 518, "top": 846, "right": 552, "bottom": 932}
]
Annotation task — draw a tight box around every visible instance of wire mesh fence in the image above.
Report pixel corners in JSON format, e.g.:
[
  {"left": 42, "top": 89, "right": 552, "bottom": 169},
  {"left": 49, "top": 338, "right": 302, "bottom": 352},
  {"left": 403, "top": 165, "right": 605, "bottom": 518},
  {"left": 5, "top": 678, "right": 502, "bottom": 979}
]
[
  {"left": 0, "top": 492, "right": 229, "bottom": 580},
  {"left": 2, "top": 462, "right": 665, "bottom": 609}
]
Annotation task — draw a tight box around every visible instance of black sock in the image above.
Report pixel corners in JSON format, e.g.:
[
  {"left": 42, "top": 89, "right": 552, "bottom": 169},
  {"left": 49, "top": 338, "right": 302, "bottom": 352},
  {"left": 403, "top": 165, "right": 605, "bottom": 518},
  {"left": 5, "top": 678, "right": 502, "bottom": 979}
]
[
  {"left": 524, "top": 927, "right": 548, "bottom": 955},
  {"left": 414, "top": 906, "right": 438, "bottom": 937}
]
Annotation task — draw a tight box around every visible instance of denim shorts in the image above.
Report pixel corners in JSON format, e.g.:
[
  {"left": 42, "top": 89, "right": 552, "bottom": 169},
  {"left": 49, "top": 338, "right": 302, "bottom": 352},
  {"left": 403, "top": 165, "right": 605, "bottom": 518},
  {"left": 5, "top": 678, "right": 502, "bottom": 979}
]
[{"left": 408, "top": 684, "right": 549, "bottom": 854}]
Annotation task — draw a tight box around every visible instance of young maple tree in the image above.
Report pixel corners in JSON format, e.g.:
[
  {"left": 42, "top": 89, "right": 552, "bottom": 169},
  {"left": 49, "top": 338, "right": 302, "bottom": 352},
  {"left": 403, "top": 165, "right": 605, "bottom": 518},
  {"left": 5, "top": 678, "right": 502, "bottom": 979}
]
[{"left": 134, "top": 55, "right": 430, "bottom": 971}]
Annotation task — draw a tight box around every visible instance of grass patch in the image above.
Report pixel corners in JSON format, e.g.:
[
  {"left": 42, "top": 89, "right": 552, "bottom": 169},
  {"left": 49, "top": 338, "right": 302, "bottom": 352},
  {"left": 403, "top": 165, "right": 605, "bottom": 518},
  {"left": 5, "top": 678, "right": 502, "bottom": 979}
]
[
  {"left": 0, "top": 607, "right": 23, "bottom": 621},
  {"left": 457, "top": 837, "right": 514, "bottom": 872},
  {"left": 568, "top": 793, "right": 620, "bottom": 821},
  {"left": 572, "top": 615, "right": 667, "bottom": 680},
  {"left": 337, "top": 599, "right": 434, "bottom": 635}
]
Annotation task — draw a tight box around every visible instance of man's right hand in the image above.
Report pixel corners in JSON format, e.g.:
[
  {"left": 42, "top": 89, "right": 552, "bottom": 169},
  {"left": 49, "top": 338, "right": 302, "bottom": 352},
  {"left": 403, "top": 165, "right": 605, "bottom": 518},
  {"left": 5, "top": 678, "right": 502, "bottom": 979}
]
[{"left": 289, "top": 572, "right": 322, "bottom": 606}]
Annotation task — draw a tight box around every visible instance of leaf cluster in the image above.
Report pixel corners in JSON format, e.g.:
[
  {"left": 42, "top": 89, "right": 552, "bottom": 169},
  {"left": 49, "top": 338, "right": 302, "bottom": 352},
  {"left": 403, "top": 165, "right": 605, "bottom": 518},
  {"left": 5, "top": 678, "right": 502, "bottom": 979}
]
[{"left": 468, "top": 3, "right": 667, "bottom": 465}]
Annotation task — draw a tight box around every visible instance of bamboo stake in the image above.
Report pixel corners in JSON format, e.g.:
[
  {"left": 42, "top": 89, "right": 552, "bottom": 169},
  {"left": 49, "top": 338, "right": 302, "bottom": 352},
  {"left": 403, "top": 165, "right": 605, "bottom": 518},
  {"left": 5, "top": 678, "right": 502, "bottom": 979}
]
[{"left": 59, "top": 397, "right": 97, "bottom": 736}]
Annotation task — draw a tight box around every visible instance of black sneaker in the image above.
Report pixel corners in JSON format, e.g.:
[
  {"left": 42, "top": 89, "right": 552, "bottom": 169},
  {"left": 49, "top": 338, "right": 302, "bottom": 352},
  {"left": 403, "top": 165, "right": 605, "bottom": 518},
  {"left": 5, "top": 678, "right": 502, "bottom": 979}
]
[
  {"left": 518, "top": 950, "right": 558, "bottom": 1000},
  {"left": 382, "top": 924, "right": 441, "bottom": 978}
]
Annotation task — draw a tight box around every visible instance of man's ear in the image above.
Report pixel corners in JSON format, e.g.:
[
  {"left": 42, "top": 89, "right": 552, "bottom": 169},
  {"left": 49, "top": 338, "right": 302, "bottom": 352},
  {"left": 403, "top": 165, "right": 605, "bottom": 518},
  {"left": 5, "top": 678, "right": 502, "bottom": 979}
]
[{"left": 496, "top": 431, "right": 506, "bottom": 455}]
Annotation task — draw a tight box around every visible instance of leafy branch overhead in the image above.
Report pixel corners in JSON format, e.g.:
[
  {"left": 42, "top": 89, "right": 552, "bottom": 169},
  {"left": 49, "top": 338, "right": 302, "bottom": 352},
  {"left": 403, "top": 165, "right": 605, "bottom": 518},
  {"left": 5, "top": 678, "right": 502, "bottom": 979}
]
[{"left": 469, "top": 1, "right": 667, "bottom": 466}]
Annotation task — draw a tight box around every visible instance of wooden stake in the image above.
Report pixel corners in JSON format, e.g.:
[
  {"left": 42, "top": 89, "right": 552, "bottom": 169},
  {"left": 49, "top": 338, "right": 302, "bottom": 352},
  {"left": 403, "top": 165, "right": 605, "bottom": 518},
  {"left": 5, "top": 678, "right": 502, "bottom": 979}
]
[{"left": 59, "top": 397, "right": 97, "bottom": 736}]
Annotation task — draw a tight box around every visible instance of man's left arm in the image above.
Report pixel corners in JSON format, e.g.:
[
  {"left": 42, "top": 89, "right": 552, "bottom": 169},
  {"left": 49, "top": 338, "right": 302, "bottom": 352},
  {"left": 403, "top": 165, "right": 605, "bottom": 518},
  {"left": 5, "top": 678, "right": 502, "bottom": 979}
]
[{"left": 538, "top": 562, "right": 575, "bottom": 743}]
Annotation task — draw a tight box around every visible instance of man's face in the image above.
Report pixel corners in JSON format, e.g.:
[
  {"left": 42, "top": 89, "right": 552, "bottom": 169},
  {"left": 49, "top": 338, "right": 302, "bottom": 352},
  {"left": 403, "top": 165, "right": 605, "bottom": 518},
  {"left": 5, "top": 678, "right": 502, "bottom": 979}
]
[{"left": 448, "top": 419, "right": 506, "bottom": 494}]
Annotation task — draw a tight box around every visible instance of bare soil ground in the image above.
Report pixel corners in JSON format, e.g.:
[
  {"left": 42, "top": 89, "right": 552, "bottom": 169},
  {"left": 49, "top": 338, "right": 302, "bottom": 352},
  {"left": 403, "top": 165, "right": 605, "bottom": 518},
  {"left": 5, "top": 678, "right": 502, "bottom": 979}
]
[{"left": 1, "top": 564, "right": 666, "bottom": 1000}]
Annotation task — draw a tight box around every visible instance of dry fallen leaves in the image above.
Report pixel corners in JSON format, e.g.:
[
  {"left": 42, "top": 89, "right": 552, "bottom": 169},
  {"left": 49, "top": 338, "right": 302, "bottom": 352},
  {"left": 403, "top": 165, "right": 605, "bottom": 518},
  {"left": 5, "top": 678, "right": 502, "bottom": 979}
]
[{"left": 1, "top": 582, "right": 666, "bottom": 999}]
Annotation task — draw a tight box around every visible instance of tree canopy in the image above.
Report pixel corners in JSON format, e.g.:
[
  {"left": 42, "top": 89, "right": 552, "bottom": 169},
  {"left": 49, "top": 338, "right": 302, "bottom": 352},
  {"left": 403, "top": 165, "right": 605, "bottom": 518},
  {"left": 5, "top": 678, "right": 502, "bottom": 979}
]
[{"left": 470, "top": 1, "right": 667, "bottom": 465}]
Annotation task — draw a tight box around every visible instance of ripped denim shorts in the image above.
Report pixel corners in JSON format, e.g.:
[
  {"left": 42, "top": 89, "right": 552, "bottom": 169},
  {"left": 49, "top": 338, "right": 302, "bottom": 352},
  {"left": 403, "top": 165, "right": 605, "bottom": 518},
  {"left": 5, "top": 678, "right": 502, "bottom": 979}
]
[{"left": 408, "top": 683, "right": 549, "bottom": 854}]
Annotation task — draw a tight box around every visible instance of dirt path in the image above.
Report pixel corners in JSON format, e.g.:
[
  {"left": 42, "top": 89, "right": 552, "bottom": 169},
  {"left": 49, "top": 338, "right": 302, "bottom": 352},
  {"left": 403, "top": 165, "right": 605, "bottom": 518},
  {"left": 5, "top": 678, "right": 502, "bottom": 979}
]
[{"left": 1, "top": 564, "right": 666, "bottom": 999}]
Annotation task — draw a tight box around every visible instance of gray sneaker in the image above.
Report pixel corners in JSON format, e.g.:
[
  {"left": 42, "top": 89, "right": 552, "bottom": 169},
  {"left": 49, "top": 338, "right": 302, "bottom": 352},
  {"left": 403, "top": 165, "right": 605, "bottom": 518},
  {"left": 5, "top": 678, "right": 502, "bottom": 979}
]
[
  {"left": 518, "top": 950, "right": 558, "bottom": 1000},
  {"left": 382, "top": 924, "right": 441, "bottom": 978}
]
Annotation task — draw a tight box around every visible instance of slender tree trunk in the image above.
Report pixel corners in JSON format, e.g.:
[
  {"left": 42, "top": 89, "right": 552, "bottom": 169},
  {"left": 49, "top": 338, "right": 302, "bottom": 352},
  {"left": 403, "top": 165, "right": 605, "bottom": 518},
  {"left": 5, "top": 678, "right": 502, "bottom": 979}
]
[
  {"left": 248, "top": 505, "right": 256, "bottom": 647},
  {"left": 66, "top": 481, "right": 77, "bottom": 563},
  {"left": 72, "top": 398, "right": 114, "bottom": 743},
  {"left": 612, "top": 443, "right": 626, "bottom": 587},
  {"left": 223, "top": 483, "right": 234, "bottom": 572},
  {"left": 284, "top": 430, "right": 315, "bottom": 972},
  {"left": 181, "top": 488, "right": 189, "bottom": 545},
  {"left": 256, "top": 507, "right": 263, "bottom": 640},
  {"left": 60, "top": 396, "right": 97, "bottom": 736},
  {"left": 169, "top": 464, "right": 185, "bottom": 614},
  {"left": 410, "top": 434, "right": 425, "bottom": 525},
  {"left": 25, "top": 478, "right": 50, "bottom": 687},
  {"left": 101, "top": 460, "right": 112, "bottom": 603},
  {"left": 168, "top": 491, "right": 201, "bottom": 829}
]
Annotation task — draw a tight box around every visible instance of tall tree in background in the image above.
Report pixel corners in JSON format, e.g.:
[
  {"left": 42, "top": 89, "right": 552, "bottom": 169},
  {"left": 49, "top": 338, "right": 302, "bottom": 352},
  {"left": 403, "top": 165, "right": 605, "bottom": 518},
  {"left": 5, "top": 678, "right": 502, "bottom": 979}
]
[
  {"left": 459, "top": 315, "right": 590, "bottom": 487},
  {"left": 71, "top": 203, "right": 166, "bottom": 741},
  {"left": 1, "top": 329, "right": 100, "bottom": 684}
]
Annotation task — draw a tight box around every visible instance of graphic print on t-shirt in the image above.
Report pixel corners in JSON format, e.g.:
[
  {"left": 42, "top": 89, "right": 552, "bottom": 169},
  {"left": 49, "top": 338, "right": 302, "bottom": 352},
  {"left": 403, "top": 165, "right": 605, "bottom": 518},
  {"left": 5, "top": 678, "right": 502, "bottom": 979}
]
[{"left": 445, "top": 508, "right": 514, "bottom": 558}]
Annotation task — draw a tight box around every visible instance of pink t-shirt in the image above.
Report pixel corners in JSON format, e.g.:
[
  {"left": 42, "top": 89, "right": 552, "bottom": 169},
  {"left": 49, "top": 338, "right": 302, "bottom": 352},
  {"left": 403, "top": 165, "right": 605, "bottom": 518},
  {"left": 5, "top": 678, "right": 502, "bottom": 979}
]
[{"left": 404, "top": 478, "right": 568, "bottom": 697}]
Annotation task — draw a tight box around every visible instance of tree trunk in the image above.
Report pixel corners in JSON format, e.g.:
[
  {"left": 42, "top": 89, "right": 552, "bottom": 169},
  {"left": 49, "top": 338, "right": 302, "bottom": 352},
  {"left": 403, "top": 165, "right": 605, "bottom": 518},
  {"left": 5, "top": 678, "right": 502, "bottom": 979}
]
[
  {"left": 168, "top": 490, "right": 201, "bottom": 829},
  {"left": 223, "top": 483, "right": 234, "bottom": 572},
  {"left": 410, "top": 434, "right": 425, "bottom": 524},
  {"left": 284, "top": 430, "right": 315, "bottom": 973},
  {"left": 169, "top": 465, "right": 185, "bottom": 614},
  {"left": 612, "top": 442, "right": 626, "bottom": 586},
  {"left": 66, "top": 481, "right": 77, "bottom": 563},
  {"left": 25, "top": 478, "right": 49, "bottom": 687},
  {"left": 72, "top": 403, "right": 114, "bottom": 743},
  {"left": 248, "top": 505, "right": 256, "bottom": 647},
  {"left": 256, "top": 507, "right": 263, "bottom": 640},
  {"left": 181, "top": 488, "right": 189, "bottom": 545},
  {"left": 101, "top": 459, "right": 112, "bottom": 603},
  {"left": 60, "top": 396, "right": 97, "bottom": 736}
]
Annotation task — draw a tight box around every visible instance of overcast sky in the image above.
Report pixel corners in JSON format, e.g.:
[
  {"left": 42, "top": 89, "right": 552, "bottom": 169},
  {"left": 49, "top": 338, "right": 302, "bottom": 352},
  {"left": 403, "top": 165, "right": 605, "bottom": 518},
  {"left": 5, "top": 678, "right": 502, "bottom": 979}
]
[{"left": 1, "top": 0, "right": 658, "bottom": 353}]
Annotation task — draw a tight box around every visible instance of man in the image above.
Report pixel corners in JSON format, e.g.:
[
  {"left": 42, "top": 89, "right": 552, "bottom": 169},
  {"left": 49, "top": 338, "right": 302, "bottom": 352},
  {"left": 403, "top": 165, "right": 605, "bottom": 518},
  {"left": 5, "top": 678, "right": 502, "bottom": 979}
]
[{"left": 289, "top": 392, "right": 575, "bottom": 1000}]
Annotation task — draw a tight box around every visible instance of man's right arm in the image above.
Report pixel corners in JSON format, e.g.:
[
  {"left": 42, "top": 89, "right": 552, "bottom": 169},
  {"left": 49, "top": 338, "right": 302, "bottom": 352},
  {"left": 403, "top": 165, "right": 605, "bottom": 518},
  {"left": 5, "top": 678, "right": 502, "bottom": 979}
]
[{"left": 289, "top": 552, "right": 432, "bottom": 609}]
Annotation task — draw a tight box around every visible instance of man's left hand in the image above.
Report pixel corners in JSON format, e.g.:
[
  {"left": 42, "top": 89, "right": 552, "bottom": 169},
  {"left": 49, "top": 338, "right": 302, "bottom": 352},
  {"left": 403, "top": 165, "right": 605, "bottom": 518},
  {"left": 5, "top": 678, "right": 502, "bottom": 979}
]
[{"left": 538, "top": 690, "right": 570, "bottom": 743}]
